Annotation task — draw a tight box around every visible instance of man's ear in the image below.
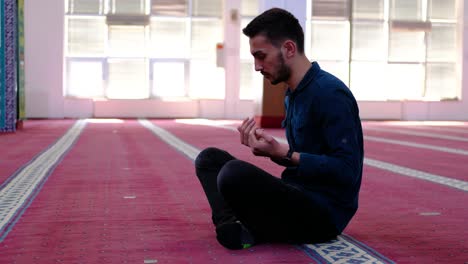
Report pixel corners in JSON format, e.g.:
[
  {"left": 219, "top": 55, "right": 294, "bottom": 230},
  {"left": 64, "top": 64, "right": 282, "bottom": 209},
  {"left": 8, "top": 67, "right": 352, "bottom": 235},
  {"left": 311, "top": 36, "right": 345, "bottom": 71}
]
[{"left": 282, "top": 40, "right": 296, "bottom": 59}]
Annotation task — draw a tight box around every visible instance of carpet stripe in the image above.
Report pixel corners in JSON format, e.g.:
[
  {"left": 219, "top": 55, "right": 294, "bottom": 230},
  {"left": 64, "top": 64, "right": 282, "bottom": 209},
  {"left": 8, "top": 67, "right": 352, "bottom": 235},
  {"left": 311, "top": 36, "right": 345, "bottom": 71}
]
[
  {"left": 391, "top": 125, "right": 468, "bottom": 135},
  {"left": 139, "top": 119, "right": 199, "bottom": 160},
  {"left": 363, "top": 158, "right": 468, "bottom": 192},
  {"left": 364, "top": 127, "right": 468, "bottom": 142},
  {"left": 0, "top": 119, "right": 86, "bottom": 242},
  {"left": 364, "top": 135, "right": 468, "bottom": 155},
  {"left": 139, "top": 119, "right": 394, "bottom": 264},
  {"left": 195, "top": 120, "right": 468, "bottom": 192}
]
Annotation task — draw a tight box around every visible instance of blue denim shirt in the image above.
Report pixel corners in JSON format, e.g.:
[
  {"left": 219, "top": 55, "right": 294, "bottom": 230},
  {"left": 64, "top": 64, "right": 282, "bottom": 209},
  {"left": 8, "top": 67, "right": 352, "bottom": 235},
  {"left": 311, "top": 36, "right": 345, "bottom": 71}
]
[{"left": 281, "top": 62, "right": 364, "bottom": 233}]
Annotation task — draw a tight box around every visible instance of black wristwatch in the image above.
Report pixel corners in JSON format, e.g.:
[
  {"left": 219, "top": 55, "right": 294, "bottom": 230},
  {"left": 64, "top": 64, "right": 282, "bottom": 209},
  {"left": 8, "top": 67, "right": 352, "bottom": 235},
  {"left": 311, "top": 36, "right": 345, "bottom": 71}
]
[{"left": 271, "top": 148, "right": 294, "bottom": 166}]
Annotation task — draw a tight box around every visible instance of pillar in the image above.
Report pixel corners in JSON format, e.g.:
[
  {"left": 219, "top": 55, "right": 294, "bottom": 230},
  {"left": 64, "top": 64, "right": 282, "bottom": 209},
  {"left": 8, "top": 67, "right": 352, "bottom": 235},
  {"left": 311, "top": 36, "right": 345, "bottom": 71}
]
[{"left": 0, "top": 0, "right": 17, "bottom": 132}]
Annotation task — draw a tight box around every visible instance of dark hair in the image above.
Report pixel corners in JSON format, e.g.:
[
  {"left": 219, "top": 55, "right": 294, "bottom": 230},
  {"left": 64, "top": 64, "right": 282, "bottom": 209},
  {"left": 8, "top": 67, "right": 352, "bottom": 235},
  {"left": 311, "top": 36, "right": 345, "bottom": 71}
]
[{"left": 242, "top": 8, "right": 304, "bottom": 54}]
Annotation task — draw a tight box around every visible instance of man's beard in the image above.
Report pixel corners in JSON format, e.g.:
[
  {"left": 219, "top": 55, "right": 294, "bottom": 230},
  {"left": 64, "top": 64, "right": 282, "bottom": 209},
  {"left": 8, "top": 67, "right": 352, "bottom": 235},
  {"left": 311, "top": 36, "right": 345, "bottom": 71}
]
[{"left": 270, "top": 52, "right": 291, "bottom": 85}]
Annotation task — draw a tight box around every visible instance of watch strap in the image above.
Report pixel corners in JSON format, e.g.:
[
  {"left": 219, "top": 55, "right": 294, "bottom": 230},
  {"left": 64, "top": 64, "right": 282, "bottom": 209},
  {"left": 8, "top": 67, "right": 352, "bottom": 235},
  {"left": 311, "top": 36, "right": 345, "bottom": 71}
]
[{"left": 286, "top": 148, "right": 293, "bottom": 160}]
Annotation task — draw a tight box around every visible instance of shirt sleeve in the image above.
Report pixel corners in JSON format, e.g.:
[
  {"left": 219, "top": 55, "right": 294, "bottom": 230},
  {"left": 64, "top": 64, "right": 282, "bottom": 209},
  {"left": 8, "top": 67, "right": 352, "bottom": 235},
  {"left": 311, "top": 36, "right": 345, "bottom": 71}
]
[{"left": 297, "top": 88, "right": 362, "bottom": 186}]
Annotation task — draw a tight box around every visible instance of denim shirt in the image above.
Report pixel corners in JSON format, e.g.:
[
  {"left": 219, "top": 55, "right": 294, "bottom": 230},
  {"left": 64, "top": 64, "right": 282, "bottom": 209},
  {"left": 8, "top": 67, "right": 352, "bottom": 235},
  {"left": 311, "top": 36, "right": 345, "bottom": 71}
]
[{"left": 281, "top": 62, "right": 364, "bottom": 233}]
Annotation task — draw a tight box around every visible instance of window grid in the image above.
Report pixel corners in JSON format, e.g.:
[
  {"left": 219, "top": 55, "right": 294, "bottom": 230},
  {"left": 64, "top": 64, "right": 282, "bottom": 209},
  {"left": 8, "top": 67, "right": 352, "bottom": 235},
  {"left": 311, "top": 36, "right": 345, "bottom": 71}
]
[
  {"left": 65, "top": 0, "right": 223, "bottom": 99},
  {"left": 239, "top": 8, "right": 262, "bottom": 100},
  {"left": 307, "top": 0, "right": 459, "bottom": 101}
]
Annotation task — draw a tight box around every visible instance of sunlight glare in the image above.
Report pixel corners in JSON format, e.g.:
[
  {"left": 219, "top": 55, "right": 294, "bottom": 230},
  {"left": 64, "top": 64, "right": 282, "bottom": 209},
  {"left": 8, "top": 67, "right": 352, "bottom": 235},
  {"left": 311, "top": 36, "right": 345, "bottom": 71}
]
[{"left": 85, "top": 118, "right": 125, "bottom": 124}]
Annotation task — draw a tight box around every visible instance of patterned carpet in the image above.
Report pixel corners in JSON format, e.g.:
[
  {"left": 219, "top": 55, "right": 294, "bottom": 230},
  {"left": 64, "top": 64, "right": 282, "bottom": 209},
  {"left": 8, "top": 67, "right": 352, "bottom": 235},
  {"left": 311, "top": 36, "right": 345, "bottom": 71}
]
[{"left": 0, "top": 119, "right": 466, "bottom": 263}]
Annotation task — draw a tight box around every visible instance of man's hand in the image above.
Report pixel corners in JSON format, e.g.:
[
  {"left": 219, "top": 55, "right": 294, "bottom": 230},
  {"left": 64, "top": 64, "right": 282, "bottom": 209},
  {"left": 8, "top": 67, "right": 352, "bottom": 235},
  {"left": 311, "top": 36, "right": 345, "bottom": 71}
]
[
  {"left": 238, "top": 117, "right": 289, "bottom": 158},
  {"left": 248, "top": 127, "right": 289, "bottom": 159},
  {"left": 237, "top": 117, "right": 258, "bottom": 147}
]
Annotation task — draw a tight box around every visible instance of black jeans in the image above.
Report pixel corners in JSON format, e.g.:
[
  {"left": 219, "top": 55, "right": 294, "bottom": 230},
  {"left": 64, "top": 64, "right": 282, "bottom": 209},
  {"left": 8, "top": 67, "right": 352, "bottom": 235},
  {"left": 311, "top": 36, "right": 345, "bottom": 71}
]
[{"left": 195, "top": 147, "right": 337, "bottom": 244}]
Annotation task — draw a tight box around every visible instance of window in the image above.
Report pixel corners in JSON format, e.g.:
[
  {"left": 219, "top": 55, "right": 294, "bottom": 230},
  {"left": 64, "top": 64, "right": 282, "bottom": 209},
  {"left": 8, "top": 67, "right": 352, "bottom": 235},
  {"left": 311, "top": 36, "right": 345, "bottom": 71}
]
[
  {"left": 311, "top": 0, "right": 349, "bottom": 20},
  {"left": 67, "top": 60, "right": 104, "bottom": 97},
  {"left": 390, "top": 0, "right": 424, "bottom": 21},
  {"left": 110, "top": 0, "right": 147, "bottom": 15},
  {"left": 351, "top": 22, "right": 386, "bottom": 61},
  {"left": 309, "top": 21, "right": 350, "bottom": 61},
  {"left": 388, "top": 30, "right": 426, "bottom": 62},
  {"left": 65, "top": 0, "right": 224, "bottom": 100},
  {"left": 151, "top": 0, "right": 188, "bottom": 16},
  {"left": 192, "top": 0, "right": 222, "bottom": 17},
  {"left": 67, "top": 0, "right": 103, "bottom": 14},
  {"left": 240, "top": 62, "right": 262, "bottom": 100},
  {"left": 152, "top": 61, "right": 186, "bottom": 97},
  {"left": 107, "top": 59, "right": 148, "bottom": 99},
  {"left": 425, "top": 63, "right": 458, "bottom": 100},
  {"left": 66, "top": 17, "right": 107, "bottom": 56},
  {"left": 241, "top": 0, "right": 259, "bottom": 17},
  {"left": 108, "top": 25, "right": 147, "bottom": 57},
  {"left": 352, "top": 0, "right": 384, "bottom": 20},
  {"left": 191, "top": 19, "right": 222, "bottom": 59},
  {"left": 350, "top": 62, "right": 387, "bottom": 100},
  {"left": 149, "top": 18, "right": 187, "bottom": 58},
  {"left": 239, "top": 0, "right": 261, "bottom": 100},
  {"left": 428, "top": 0, "right": 456, "bottom": 20},
  {"left": 306, "top": 0, "right": 460, "bottom": 101},
  {"left": 189, "top": 60, "right": 225, "bottom": 99},
  {"left": 427, "top": 24, "right": 457, "bottom": 61}
]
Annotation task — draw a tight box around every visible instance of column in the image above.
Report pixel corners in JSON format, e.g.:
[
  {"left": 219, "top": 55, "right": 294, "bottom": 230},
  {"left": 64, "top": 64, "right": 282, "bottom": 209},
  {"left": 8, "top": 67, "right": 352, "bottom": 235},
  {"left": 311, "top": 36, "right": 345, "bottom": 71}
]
[{"left": 0, "top": 0, "right": 17, "bottom": 132}]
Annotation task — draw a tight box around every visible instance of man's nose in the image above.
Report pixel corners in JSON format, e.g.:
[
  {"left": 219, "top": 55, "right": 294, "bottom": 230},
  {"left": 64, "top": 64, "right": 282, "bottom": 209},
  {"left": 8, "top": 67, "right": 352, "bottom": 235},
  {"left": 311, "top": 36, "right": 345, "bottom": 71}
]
[{"left": 254, "top": 61, "right": 263, "bottom": 71}]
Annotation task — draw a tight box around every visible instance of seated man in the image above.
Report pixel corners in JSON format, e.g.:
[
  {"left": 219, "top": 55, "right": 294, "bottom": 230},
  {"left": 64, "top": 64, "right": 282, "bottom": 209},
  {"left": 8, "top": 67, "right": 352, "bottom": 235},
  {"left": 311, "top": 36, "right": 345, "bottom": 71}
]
[{"left": 195, "top": 7, "right": 364, "bottom": 250}]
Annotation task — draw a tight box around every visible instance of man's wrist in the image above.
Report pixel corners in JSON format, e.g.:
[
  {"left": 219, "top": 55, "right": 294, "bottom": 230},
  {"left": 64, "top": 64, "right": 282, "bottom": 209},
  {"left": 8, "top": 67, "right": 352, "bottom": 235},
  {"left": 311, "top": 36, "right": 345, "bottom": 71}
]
[
  {"left": 275, "top": 148, "right": 293, "bottom": 164},
  {"left": 286, "top": 148, "right": 293, "bottom": 160}
]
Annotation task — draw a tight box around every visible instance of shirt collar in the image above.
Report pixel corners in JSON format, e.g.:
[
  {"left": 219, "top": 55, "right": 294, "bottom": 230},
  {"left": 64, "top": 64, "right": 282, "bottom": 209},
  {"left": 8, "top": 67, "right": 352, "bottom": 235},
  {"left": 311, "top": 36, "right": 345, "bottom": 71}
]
[{"left": 286, "top": 61, "right": 320, "bottom": 96}]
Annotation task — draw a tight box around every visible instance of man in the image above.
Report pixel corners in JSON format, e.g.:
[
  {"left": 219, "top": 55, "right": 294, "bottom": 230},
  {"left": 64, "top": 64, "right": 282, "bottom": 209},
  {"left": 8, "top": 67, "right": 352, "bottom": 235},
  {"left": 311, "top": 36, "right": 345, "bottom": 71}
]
[{"left": 195, "top": 7, "right": 363, "bottom": 250}]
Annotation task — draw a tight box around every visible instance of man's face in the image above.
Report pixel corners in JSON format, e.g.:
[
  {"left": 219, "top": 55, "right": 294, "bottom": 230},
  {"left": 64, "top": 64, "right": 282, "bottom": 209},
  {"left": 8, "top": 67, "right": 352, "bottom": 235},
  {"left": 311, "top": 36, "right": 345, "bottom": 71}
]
[{"left": 249, "top": 35, "right": 291, "bottom": 85}]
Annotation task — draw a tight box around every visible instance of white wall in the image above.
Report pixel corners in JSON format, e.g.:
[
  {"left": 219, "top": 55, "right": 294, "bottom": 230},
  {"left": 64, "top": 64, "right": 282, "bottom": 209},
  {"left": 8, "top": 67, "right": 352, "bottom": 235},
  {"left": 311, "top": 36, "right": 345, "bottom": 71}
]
[{"left": 24, "top": 0, "right": 468, "bottom": 120}]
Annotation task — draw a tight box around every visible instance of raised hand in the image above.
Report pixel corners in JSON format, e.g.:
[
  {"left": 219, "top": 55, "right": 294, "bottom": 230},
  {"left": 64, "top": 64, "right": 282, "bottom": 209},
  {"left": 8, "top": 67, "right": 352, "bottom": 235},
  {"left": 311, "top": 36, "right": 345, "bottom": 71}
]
[
  {"left": 237, "top": 117, "right": 258, "bottom": 147},
  {"left": 248, "top": 128, "right": 288, "bottom": 158}
]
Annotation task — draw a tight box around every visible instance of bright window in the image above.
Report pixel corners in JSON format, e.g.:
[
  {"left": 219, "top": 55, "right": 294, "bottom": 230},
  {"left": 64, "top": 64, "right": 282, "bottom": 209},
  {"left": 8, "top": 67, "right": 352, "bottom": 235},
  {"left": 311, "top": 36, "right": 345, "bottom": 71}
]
[
  {"left": 151, "top": 0, "right": 188, "bottom": 16},
  {"left": 152, "top": 62, "right": 186, "bottom": 97},
  {"left": 107, "top": 59, "right": 148, "bottom": 99},
  {"left": 66, "top": 17, "right": 107, "bottom": 56},
  {"left": 65, "top": 0, "right": 224, "bottom": 100},
  {"left": 309, "top": 21, "right": 350, "bottom": 61},
  {"left": 189, "top": 60, "right": 225, "bottom": 99},
  {"left": 306, "top": 0, "right": 461, "bottom": 101},
  {"left": 149, "top": 18, "right": 187, "bottom": 58},
  {"left": 351, "top": 22, "right": 386, "bottom": 61},
  {"left": 67, "top": 60, "right": 104, "bottom": 97},
  {"left": 191, "top": 19, "right": 222, "bottom": 59},
  {"left": 239, "top": 0, "right": 261, "bottom": 100},
  {"left": 108, "top": 25, "right": 147, "bottom": 57}
]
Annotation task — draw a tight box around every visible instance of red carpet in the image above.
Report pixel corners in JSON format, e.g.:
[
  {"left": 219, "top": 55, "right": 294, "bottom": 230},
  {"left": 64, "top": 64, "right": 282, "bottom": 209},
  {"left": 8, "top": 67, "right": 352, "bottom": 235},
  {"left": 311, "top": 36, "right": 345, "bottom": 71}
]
[
  {"left": 1, "top": 119, "right": 466, "bottom": 263},
  {"left": 362, "top": 140, "right": 468, "bottom": 182},
  {"left": 0, "top": 120, "right": 314, "bottom": 263},
  {"left": 363, "top": 123, "right": 468, "bottom": 151},
  {"left": 363, "top": 128, "right": 468, "bottom": 150},
  {"left": 0, "top": 119, "right": 75, "bottom": 184},
  {"left": 154, "top": 119, "right": 468, "bottom": 263}
]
